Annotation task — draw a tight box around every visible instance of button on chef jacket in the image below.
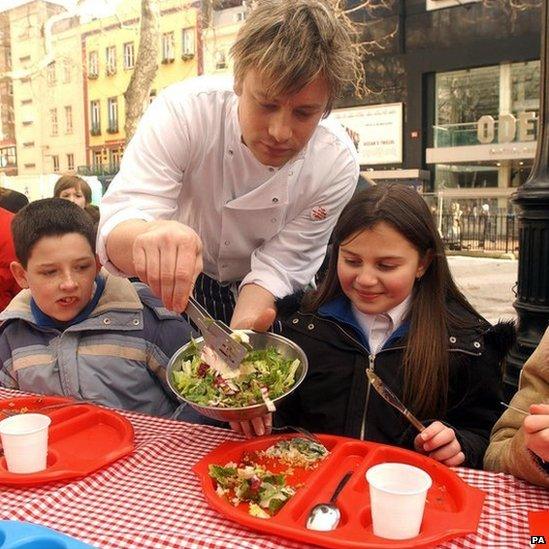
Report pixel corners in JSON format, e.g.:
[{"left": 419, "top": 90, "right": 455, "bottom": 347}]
[{"left": 98, "top": 75, "right": 359, "bottom": 299}]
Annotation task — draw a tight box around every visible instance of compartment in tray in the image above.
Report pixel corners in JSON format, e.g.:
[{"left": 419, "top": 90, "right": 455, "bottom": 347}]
[
  {"left": 286, "top": 439, "right": 371, "bottom": 527},
  {"left": 360, "top": 445, "right": 465, "bottom": 513},
  {"left": 0, "top": 397, "right": 134, "bottom": 486}
]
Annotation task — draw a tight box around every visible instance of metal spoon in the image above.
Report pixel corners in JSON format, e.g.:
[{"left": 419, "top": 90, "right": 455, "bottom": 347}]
[{"left": 306, "top": 471, "right": 353, "bottom": 531}]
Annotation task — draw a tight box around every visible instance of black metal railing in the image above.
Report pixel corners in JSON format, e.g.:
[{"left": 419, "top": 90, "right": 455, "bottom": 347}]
[{"left": 437, "top": 213, "right": 519, "bottom": 254}]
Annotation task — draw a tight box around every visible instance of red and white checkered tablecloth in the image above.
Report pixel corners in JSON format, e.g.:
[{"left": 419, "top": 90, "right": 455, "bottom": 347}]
[{"left": 1, "top": 388, "right": 548, "bottom": 549}]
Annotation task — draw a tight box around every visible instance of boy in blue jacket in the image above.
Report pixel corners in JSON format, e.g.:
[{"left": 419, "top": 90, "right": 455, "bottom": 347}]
[{"left": 0, "top": 198, "right": 192, "bottom": 417}]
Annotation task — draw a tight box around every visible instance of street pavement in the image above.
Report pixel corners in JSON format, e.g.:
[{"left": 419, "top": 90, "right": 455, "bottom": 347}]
[{"left": 447, "top": 256, "right": 518, "bottom": 324}]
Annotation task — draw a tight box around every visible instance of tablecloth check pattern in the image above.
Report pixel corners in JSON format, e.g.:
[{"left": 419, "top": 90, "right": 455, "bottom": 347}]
[{"left": 1, "top": 388, "right": 548, "bottom": 549}]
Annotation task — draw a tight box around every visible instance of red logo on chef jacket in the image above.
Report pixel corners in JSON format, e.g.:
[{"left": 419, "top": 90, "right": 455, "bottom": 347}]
[{"left": 311, "top": 206, "right": 328, "bottom": 221}]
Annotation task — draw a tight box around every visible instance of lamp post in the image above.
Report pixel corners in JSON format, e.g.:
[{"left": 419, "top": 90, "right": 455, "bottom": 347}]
[{"left": 505, "top": 0, "right": 549, "bottom": 397}]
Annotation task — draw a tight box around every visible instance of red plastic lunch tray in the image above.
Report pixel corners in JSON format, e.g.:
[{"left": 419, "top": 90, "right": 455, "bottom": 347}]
[
  {"left": 193, "top": 434, "right": 486, "bottom": 549},
  {"left": 0, "top": 396, "right": 134, "bottom": 486}
]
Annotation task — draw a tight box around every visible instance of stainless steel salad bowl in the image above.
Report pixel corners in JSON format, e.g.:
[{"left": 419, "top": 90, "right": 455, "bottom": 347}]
[{"left": 166, "top": 330, "right": 308, "bottom": 422}]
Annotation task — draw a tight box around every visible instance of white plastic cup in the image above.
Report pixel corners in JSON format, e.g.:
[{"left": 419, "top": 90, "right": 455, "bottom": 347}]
[
  {"left": 0, "top": 413, "right": 52, "bottom": 474},
  {"left": 366, "top": 462, "right": 432, "bottom": 540}
]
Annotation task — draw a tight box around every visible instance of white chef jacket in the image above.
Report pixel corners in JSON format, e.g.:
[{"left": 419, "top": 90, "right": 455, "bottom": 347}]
[{"left": 97, "top": 75, "right": 359, "bottom": 298}]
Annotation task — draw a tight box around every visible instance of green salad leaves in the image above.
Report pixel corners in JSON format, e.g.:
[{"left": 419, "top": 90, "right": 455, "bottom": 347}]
[{"left": 171, "top": 339, "right": 301, "bottom": 408}]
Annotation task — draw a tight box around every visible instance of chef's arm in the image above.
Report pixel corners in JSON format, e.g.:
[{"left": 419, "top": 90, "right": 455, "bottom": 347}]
[
  {"left": 106, "top": 218, "right": 203, "bottom": 312},
  {"left": 230, "top": 283, "right": 277, "bottom": 332}
]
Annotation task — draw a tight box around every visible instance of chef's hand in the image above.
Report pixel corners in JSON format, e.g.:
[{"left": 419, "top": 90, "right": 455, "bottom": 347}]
[
  {"left": 524, "top": 403, "right": 549, "bottom": 462},
  {"left": 133, "top": 220, "right": 203, "bottom": 312},
  {"left": 230, "top": 413, "right": 272, "bottom": 438},
  {"left": 414, "top": 421, "right": 465, "bottom": 466},
  {"left": 231, "top": 284, "right": 277, "bottom": 332}
]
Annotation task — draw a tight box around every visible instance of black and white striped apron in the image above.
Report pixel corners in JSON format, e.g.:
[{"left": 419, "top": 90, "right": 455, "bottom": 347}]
[{"left": 192, "top": 273, "right": 239, "bottom": 325}]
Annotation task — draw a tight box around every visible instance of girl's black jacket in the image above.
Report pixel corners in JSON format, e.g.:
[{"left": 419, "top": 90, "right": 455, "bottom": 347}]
[{"left": 275, "top": 293, "right": 515, "bottom": 469}]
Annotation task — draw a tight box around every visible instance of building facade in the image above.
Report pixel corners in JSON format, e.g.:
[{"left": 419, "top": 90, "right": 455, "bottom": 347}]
[{"left": 336, "top": 0, "right": 541, "bottom": 208}]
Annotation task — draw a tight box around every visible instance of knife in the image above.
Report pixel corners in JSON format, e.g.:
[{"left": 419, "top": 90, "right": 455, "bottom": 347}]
[{"left": 366, "top": 368, "right": 425, "bottom": 433}]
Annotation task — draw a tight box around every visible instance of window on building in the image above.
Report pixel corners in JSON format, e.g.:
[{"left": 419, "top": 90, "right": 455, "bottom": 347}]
[
  {"left": 47, "top": 62, "right": 56, "bottom": 85},
  {"left": 106, "top": 46, "right": 117, "bottom": 75},
  {"left": 90, "top": 100, "right": 101, "bottom": 134},
  {"left": 88, "top": 50, "right": 98, "bottom": 77},
  {"left": 107, "top": 97, "right": 118, "bottom": 133},
  {"left": 181, "top": 28, "right": 195, "bottom": 57},
  {"left": 50, "top": 108, "right": 58, "bottom": 136},
  {"left": 67, "top": 153, "right": 74, "bottom": 171},
  {"left": 64, "top": 105, "right": 73, "bottom": 133},
  {"left": 162, "top": 32, "right": 175, "bottom": 62},
  {"left": 21, "top": 98, "right": 32, "bottom": 105},
  {"left": 110, "top": 148, "right": 122, "bottom": 168},
  {"left": 148, "top": 89, "right": 157, "bottom": 105},
  {"left": 63, "top": 60, "right": 71, "bottom": 83},
  {"left": 236, "top": 10, "right": 247, "bottom": 22},
  {"left": 52, "top": 155, "right": 59, "bottom": 172},
  {"left": 0, "top": 147, "right": 16, "bottom": 167},
  {"left": 93, "top": 150, "right": 102, "bottom": 168},
  {"left": 124, "top": 42, "right": 135, "bottom": 69},
  {"left": 215, "top": 50, "right": 227, "bottom": 70},
  {"left": 511, "top": 60, "right": 540, "bottom": 118}
]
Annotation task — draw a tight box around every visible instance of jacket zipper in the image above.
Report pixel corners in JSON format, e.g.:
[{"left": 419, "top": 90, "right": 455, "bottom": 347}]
[
  {"left": 360, "top": 353, "right": 376, "bottom": 440},
  {"left": 303, "top": 313, "right": 405, "bottom": 441}
]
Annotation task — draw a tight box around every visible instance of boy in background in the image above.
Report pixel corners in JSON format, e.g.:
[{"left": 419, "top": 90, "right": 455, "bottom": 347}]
[{"left": 0, "top": 198, "right": 192, "bottom": 417}]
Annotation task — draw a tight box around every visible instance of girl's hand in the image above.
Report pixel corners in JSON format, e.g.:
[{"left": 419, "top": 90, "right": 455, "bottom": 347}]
[
  {"left": 523, "top": 403, "right": 549, "bottom": 462},
  {"left": 414, "top": 421, "right": 465, "bottom": 466},
  {"left": 229, "top": 413, "right": 272, "bottom": 439}
]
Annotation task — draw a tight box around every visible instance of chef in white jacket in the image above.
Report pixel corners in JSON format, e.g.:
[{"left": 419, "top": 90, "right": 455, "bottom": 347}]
[{"left": 98, "top": 0, "right": 360, "bottom": 333}]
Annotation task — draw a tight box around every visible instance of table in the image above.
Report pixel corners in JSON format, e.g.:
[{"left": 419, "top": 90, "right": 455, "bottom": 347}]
[{"left": 1, "top": 388, "right": 548, "bottom": 549}]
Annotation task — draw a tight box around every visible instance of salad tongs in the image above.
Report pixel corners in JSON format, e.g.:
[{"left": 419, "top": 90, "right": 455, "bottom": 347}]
[
  {"left": 366, "top": 369, "right": 425, "bottom": 433},
  {"left": 185, "top": 296, "right": 248, "bottom": 370}
]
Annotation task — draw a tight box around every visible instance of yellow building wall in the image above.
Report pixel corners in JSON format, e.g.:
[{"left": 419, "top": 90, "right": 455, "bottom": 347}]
[
  {"left": 83, "top": 0, "right": 198, "bottom": 166},
  {"left": 9, "top": 1, "right": 65, "bottom": 176}
]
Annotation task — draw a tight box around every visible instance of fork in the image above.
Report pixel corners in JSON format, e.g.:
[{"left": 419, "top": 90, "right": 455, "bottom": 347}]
[
  {"left": 271, "top": 425, "right": 323, "bottom": 444},
  {"left": 0, "top": 400, "right": 94, "bottom": 418},
  {"left": 185, "top": 296, "right": 248, "bottom": 370}
]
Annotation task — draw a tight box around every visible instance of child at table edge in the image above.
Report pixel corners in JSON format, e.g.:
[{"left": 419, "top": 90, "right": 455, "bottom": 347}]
[
  {"left": 234, "top": 185, "right": 515, "bottom": 470},
  {"left": 484, "top": 326, "right": 549, "bottom": 487},
  {"left": 0, "top": 198, "right": 193, "bottom": 417}
]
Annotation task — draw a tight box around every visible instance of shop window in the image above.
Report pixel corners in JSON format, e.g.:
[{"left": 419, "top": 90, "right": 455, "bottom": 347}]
[{"left": 434, "top": 66, "right": 499, "bottom": 147}]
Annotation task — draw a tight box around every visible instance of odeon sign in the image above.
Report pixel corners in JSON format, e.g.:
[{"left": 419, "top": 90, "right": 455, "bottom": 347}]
[{"left": 477, "top": 112, "right": 537, "bottom": 144}]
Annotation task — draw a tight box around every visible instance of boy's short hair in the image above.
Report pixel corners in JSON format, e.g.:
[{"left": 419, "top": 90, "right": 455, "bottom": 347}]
[
  {"left": 53, "top": 174, "right": 92, "bottom": 204},
  {"left": 231, "top": 0, "right": 363, "bottom": 112},
  {"left": 12, "top": 198, "right": 96, "bottom": 267}
]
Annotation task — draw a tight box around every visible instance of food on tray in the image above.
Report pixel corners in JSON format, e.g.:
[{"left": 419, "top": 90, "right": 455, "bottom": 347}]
[
  {"left": 209, "top": 462, "right": 296, "bottom": 517},
  {"left": 171, "top": 331, "right": 301, "bottom": 409},
  {"left": 258, "top": 437, "right": 329, "bottom": 469},
  {"left": 208, "top": 438, "right": 330, "bottom": 518}
]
